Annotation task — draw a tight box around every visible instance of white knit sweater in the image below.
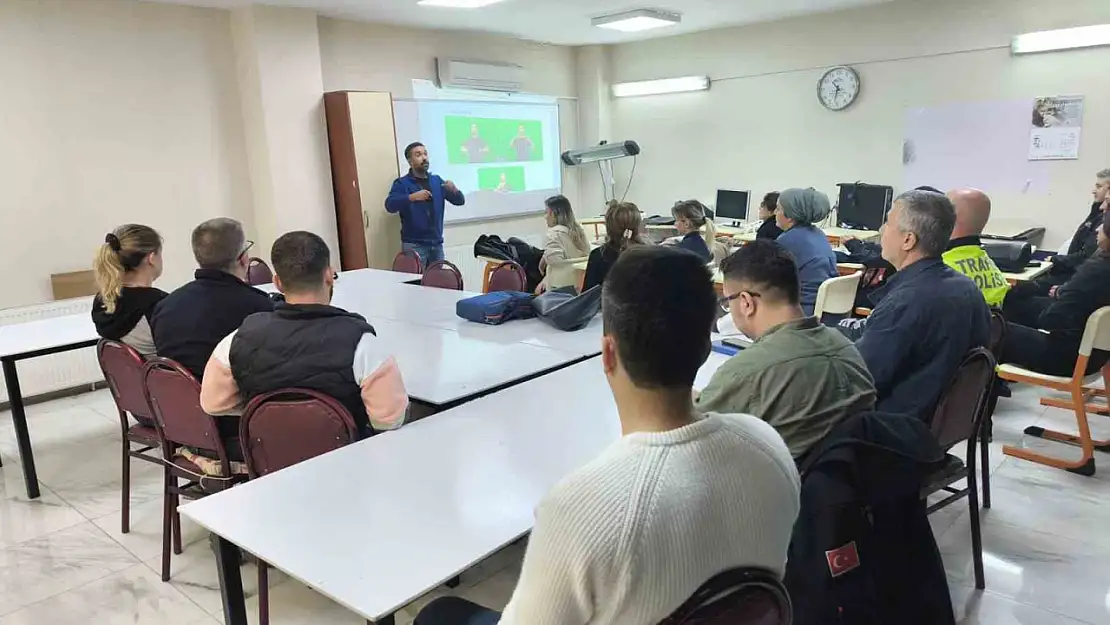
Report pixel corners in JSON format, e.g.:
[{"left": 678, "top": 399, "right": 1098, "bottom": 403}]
[{"left": 499, "top": 412, "right": 801, "bottom": 625}]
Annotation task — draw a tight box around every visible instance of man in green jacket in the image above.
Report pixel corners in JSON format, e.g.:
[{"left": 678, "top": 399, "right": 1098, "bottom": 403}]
[
  {"left": 697, "top": 240, "right": 876, "bottom": 459},
  {"left": 942, "top": 188, "right": 1010, "bottom": 307}
]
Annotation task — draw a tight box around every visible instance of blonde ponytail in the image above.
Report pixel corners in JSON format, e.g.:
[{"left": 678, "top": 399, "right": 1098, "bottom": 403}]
[
  {"left": 93, "top": 225, "right": 163, "bottom": 315},
  {"left": 93, "top": 240, "right": 126, "bottom": 314},
  {"left": 703, "top": 217, "right": 717, "bottom": 240}
]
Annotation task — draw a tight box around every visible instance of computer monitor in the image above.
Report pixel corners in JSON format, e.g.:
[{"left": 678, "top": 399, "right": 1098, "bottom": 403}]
[
  {"left": 715, "top": 189, "right": 750, "bottom": 223},
  {"left": 837, "top": 183, "right": 893, "bottom": 231}
]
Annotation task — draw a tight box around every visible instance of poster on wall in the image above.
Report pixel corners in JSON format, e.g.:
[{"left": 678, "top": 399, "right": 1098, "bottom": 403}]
[
  {"left": 903, "top": 99, "right": 1050, "bottom": 194},
  {"left": 1029, "top": 95, "right": 1083, "bottom": 161}
]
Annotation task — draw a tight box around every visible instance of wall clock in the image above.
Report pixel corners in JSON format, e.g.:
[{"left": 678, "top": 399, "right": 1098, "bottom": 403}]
[{"left": 818, "top": 66, "right": 860, "bottom": 111}]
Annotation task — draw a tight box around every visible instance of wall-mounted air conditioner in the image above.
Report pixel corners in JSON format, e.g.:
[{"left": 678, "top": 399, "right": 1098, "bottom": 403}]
[{"left": 436, "top": 59, "right": 525, "bottom": 93}]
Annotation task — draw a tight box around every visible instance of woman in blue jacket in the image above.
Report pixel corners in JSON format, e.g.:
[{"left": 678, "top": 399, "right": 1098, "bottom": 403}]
[{"left": 775, "top": 188, "right": 839, "bottom": 315}]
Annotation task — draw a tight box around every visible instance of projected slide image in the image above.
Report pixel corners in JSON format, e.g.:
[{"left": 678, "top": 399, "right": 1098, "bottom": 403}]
[
  {"left": 477, "top": 167, "right": 526, "bottom": 193},
  {"left": 445, "top": 116, "right": 544, "bottom": 164}
]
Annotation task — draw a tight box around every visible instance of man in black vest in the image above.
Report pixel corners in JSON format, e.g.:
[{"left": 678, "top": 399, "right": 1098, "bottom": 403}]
[{"left": 199, "top": 231, "right": 408, "bottom": 439}]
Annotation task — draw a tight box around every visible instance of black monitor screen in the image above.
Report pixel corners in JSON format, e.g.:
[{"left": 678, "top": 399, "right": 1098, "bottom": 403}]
[
  {"left": 837, "top": 183, "right": 892, "bottom": 231},
  {"left": 715, "top": 190, "right": 750, "bottom": 221}
]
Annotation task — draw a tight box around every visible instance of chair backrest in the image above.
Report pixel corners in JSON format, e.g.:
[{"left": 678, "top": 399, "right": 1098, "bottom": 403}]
[
  {"left": 239, "top": 388, "right": 359, "bottom": 478},
  {"left": 813, "top": 272, "right": 863, "bottom": 319},
  {"left": 421, "top": 260, "right": 464, "bottom": 290},
  {"left": 142, "top": 357, "right": 233, "bottom": 472},
  {"left": 658, "top": 568, "right": 791, "bottom": 625},
  {"left": 488, "top": 261, "right": 527, "bottom": 293},
  {"left": 929, "top": 347, "right": 996, "bottom": 449},
  {"left": 96, "top": 339, "right": 151, "bottom": 423},
  {"left": 1078, "top": 306, "right": 1110, "bottom": 356},
  {"left": 988, "top": 310, "right": 1007, "bottom": 354},
  {"left": 392, "top": 249, "right": 424, "bottom": 274},
  {"left": 247, "top": 257, "right": 274, "bottom": 285}
]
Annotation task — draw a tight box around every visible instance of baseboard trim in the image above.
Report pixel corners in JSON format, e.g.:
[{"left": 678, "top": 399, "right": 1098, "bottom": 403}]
[{"left": 0, "top": 381, "right": 109, "bottom": 413}]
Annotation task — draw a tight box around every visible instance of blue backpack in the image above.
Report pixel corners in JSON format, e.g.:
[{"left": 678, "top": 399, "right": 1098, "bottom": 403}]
[{"left": 456, "top": 291, "right": 535, "bottom": 325}]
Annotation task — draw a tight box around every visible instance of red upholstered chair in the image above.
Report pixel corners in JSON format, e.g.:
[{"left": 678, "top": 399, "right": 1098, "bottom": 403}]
[
  {"left": 239, "top": 389, "right": 360, "bottom": 625},
  {"left": 421, "top": 260, "right": 464, "bottom": 290},
  {"left": 487, "top": 261, "right": 527, "bottom": 293},
  {"left": 658, "top": 567, "right": 791, "bottom": 625},
  {"left": 247, "top": 257, "right": 274, "bottom": 285},
  {"left": 96, "top": 340, "right": 162, "bottom": 534},
  {"left": 392, "top": 249, "right": 424, "bottom": 274},
  {"left": 143, "top": 357, "right": 246, "bottom": 582}
]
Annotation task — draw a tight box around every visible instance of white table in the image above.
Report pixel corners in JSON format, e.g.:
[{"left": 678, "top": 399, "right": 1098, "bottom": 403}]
[
  {"left": 0, "top": 314, "right": 101, "bottom": 498},
  {"left": 180, "top": 353, "right": 730, "bottom": 625},
  {"left": 1003, "top": 261, "right": 1052, "bottom": 285}
]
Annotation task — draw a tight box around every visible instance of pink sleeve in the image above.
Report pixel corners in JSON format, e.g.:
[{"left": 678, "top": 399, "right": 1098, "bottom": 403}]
[
  {"left": 199, "top": 334, "right": 244, "bottom": 415},
  {"left": 360, "top": 356, "right": 408, "bottom": 431}
]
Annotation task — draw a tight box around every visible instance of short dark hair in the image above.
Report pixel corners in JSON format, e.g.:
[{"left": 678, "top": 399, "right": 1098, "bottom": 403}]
[
  {"left": 192, "top": 218, "right": 246, "bottom": 271},
  {"left": 893, "top": 190, "right": 956, "bottom": 257},
  {"left": 602, "top": 246, "right": 716, "bottom": 389},
  {"left": 914, "top": 185, "right": 943, "bottom": 194},
  {"left": 720, "top": 240, "right": 800, "bottom": 305},
  {"left": 762, "top": 191, "right": 780, "bottom": 210},
  {"left": 271, "top": 231, "right": 331, "bottom": 292},
  {"left": 404, "top": 142, "right": 425, "bottom": 161}
]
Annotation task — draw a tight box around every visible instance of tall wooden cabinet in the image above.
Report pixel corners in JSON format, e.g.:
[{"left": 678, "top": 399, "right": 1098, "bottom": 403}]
[{"left": 323, "top": 91, "right": 401, "bottom": 270}]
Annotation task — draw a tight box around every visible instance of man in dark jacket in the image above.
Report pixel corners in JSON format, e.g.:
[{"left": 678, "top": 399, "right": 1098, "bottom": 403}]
[
  {"left": 1048, "top": 169, "right": 1110, "bottom": 278},
  {"left": 839, "top": 190, "right": 990, "bottom": 420},
  {"left": 151, "top": 218, "right": 273, "bottom": 380},
  {"left": 1001, "top": 209, "right": 1110, "bottom": 376},
  {"left": 200, "top": 231, "right": 408, "bottom": 439}
]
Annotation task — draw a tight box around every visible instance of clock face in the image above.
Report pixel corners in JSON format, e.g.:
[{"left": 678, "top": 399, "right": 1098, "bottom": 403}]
[{"left": 818, "top": 66, "right": 860, "bottom": 111}]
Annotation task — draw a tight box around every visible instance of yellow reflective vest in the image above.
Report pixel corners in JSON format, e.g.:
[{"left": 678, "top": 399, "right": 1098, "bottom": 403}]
[{"left": 942, "top": 244, "right": 1010, "bottom": 307}]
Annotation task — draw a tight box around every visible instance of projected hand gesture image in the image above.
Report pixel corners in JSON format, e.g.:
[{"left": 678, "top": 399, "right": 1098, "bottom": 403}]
[{"left": 446, "top": 116, "right": 544, "bottom": 164}]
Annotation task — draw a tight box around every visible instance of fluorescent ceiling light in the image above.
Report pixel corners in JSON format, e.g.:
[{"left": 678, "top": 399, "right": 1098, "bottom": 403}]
[
  {"left": 1012, "top": 24, "right": 1110, "bottom": 55},
  {"left": 612, "top": 76, "right": 710, "bottom": 98},
  {"left": 593, "top": 8, "right": 681, "bottom": 33},
  {"left": 417, "top": 0, "right": 508, "bottom": 8}
]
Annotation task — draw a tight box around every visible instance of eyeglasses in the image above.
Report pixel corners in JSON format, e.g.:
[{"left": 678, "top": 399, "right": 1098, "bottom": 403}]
[
  {"left": 718, "top": 290, "right": 759, "bottom": 312},
  {"left": 239, "top": 240, "right": 255, "bottom": 258}
]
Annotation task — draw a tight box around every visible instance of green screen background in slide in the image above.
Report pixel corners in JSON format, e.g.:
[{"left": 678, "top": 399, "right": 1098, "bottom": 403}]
[
  {"left": 477, "top": 167, "right": 526, "bottom": 191},
  {"left": 445, "top": 116, "right": 544, "bottom": 164}
]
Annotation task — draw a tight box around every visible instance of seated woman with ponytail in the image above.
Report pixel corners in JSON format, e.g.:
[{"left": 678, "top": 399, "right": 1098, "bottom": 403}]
[
  {"left": 671, "top": 199, "right": 728, "bottom": 264},
  {"left": 582, "top": 201, "right": 644, "bottom": 292},
  {"left": 91, "top": 224, "right": 167, "bottom": 355}
]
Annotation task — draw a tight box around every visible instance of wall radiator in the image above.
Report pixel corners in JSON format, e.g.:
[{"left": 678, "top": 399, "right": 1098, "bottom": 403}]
[{"left": 0, "top": 299, "right": 101, "bottom": 404}]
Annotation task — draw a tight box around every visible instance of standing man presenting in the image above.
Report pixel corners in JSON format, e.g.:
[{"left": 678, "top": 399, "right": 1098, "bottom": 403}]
[{"left": 385, "top": 142, "right": 465, "bottom": 264}]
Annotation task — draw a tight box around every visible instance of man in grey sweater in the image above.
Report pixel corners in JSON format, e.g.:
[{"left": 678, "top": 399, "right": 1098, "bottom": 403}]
[{"left": 698, "top": 240, "right": 876, "bottom": 459}]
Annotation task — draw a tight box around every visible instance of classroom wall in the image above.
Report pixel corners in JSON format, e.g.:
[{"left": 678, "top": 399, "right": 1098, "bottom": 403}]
[
  {"left": 606, "top": 0, "right": 1110, "bottom": 247},
  {"left": 317, "top": 18, "right": 581, "bottom": 250},
  {"left": 0, "top": 0, "right": 253, "bottom": 308}
]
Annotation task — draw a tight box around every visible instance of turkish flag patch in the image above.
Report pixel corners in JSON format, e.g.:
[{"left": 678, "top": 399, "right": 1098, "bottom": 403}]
[{"left": 825, "top": 541, "right": 861, "bottom": 578}]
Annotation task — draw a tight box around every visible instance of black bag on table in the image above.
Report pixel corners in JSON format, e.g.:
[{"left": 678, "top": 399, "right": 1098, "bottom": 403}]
[{"left": 532, "top": 286, "right": 602, "bottom": 332}]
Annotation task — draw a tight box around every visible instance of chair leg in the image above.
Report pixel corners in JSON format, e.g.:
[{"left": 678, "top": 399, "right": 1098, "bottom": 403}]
[
  {"left": 1002, "top": 388, "right": 1098, "bottom": 475},
  {"left": 259, "top": 561, "right": 269, "bottom": 625},
  {"left": 980, "top": 433, "right": 991, "bottom": 510},
  {"left": 966, "top": 461, "right": 985, "bottom": 589},
  {"left": 162, "top": 470, "right": 173, "bottom": 582},
  {"left": 172, "top": 492, "right": 183, "bottom": 555},
  {"left": 121, "top": 443, "right": 131, "bottom": 534}
]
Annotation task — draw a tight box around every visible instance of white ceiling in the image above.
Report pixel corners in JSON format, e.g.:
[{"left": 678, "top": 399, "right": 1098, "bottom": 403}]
[{"left": 148, "top": 0, "right": 895, "bottom": 45}]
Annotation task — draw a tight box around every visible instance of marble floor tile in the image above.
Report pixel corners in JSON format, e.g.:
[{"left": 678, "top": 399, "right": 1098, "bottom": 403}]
[
  {"left": 949, "top": 585, "right": 1094, "bottom": 624},
  {"left": 0, "top": 469, "right": 86, "bottom": 548},
  {"left": 0, "top": 403, "right": 118, "bottom": 459},
  {"left": 938, "top": 515, "right": 1110, "bottom": 625},
  {"left": 0, "top": 522, "right": 138, "bottom": 617},
  {"left": 91, "top": 497, "right": 209, "bottom": 562},
  {"left": 0, "top": 563, "right": 211, "bottom": 625}
]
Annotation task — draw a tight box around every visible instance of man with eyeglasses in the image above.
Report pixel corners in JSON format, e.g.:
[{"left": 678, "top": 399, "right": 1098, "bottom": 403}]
[
  {"left": 152, "top": 218, "right": 274, "bottom": 382},
  {"left": 696, "top": 240, "right": 875, "bottom": 460}
]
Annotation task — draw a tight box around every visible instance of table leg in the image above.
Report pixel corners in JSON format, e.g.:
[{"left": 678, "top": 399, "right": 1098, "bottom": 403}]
[
  {"left": 3, "top": 358, "right": 39, "bottom": 499},
  {"left": 215, "top": 535, "right": 248, "bottom": 625}
]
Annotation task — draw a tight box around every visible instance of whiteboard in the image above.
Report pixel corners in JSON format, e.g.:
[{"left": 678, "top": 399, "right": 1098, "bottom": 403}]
[{"left": 392, "top": 97, "right": 570, "bottom": 224}]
